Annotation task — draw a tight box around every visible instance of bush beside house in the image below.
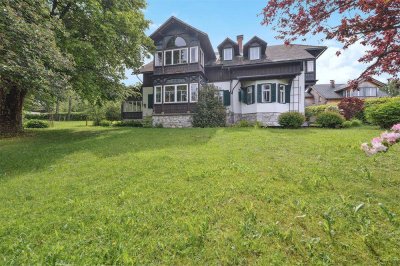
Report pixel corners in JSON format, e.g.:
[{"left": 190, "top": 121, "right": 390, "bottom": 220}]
[
  {"left": 316, "top": 112, "right": 345, "bottom": 128},
  {"left": 192, "top": 85, "right": 226, "bottom": 128},
  {"left": 278, "top": 112, "right": 305, "bottom": 128}
]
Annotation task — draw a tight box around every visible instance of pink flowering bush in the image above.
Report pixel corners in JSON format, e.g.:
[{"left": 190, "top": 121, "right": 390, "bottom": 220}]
[{"left": 361, "top": 123, "right": 400, "bottom": 156}]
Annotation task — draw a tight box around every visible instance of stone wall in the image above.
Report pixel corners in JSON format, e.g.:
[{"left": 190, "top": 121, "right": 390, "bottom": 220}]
[
  {"left": 152, "top": 114, "right": 192, "bottom": 128},
  {"left": 228, "top": 112, "right": 281, "bottom": 126}
]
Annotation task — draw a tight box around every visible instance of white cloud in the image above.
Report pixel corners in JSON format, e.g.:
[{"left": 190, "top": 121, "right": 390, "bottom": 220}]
[{"left": 317, "top": 41, "right": 388, "bottom": 84}]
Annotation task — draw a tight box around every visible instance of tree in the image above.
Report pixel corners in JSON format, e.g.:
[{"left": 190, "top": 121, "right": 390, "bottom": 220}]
[
  {"left": 262, "top": 0, "right": 400, "bottom": 85},
  {"left": 1, "top": 0, "right": 153, "bottom": 134},
  {"left": 338, "top": 97, "right": 364, "bottom": 120},
  {"left": 192, "top": 85, "right": 226, "bottom": 128},
  {"left": 381, "top": 79, "right": 400, "bottom": 97}
]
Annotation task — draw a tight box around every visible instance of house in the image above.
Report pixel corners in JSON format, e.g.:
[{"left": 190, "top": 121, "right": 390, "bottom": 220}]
[
  {"left": 122, "top": 16, "right": 327, "bottom": 127},
  {"left": 306, "top": 78, "right": 387, "bottom": 106}
]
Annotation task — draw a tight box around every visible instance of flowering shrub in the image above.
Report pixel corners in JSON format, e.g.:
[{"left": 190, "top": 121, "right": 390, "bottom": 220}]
[{"left": 361, "top": 123, "right": 400, "bottom": 155}]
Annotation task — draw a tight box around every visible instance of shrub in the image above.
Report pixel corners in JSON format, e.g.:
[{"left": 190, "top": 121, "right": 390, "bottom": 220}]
[
  {"left": 24, "top": 112, "right": 88, "bottom": 121},
  {"left": 342, "top": 121, "right": 352, "bottom": 128},
  {"left": 364, "top": 96, "right": 400, "bottom": 109},
  {"left": 24, "top": 119, "right": 49, "bottom": 128},
  {"left": 338, "top": 97, "right": 364, "bottom": 120},
  {"left": 235, "top": 120, "right": 253, "bottom": 127},
  {"left": 112, "top": 120, "right": 143, "bottom": 127},
  {"left": 365, "top": 100, "right": 400, "bottom": 128},
  {"left": 278, "top": 112, "right": 305, "bottom": 128},
  {"left": 105, "top": 103, "right": 121, "bottom": 121},
  {"left": 305, "top": 104, "right": 339, "bottom": 121},
  {"left": 98, "top": 120, "right": 112, "bottom": 127},
  {"left": 192, "top": 84, "right": 226, "bottom": 127},
  {"left": 316, "top": 112, "right": 345, "bottom": 128},
  {"left": 351, "top": 119, "right": 362, "bottom": 127}
]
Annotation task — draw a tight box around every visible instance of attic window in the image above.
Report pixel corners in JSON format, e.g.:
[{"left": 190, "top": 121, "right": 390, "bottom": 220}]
[
  {"left": 224, "top": 48, "right": 233, "bottom": 60},
  {"left": 167, "top": 36, "right": 187, "bottom": 48},
  {"left": 249, "top": 46, "right": 260, "bottom": 60}
]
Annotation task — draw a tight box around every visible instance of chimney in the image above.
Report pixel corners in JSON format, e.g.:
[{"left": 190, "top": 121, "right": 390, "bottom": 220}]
[
  {"left": 330, "top": 80, "right": 335, "bottom": 88},
  {"left": 237, "top": 35, "right": 243, "bottom": 55}
]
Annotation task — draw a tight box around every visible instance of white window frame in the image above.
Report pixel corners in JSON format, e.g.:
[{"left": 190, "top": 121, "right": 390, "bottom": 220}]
[
  {"left": 247, "top": 86, "right": 253, "bottom": 104},
  {"left": 164, "top": 48, "right": 188, "bottom": 66},
  {"left": 262, "top": 84, "right": 272, "bottom": 102},
  {"left": 155, "top": 51, "right": 163, "bottom": 66},
  {"left": 163, "top": 84, "right": 188, "bottom": 104},
  {"left": 154, "top": 86, "right": 162, "bottom": 103},
  {"left": 306, "top": 60, "right": 314, "bottom": 72},
  {"left": 200, "top": 48, "right": 204, "bottom": 67},
  {"left": 190, "top": 46, "right": 199, "bottom": 63},
  {"left": 223, "top": 48, "right": 233, "bottom": 61},
  {"left": 249, "top": 46, "right": 260, "bottom": 60},
  {"left": 279, "top": 84, "right": 286, "bottom": 104},
  {"left": 123, "top": 101, "right": 142, "bottom": 112},
  {"left": 190, "top": 83, "right": 199, "bottom": 102}
]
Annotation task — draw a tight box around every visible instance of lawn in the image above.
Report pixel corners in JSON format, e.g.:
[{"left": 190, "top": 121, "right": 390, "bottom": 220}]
[{"left": 0, "top": 122, "right": 399, "bottom": 264}]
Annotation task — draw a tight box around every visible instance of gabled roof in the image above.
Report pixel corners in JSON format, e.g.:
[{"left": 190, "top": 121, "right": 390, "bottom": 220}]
[
  {"left": 243, "top": 36, "right": 267, "bottom": 49},
  {"left": 266, "top": 44, "right": 327, "bottom": 62},
  {"left": 334, "top": 77, "right": 386, "bottom": 92},
  {"left": 217, "top": 38, "right": 239, "bottom": 56},
  {"left": 307, "top": 84, "right": 344, "bottom": 99},
  {"left": 149, "top": 16, "right": 215, "bottom": 60}
]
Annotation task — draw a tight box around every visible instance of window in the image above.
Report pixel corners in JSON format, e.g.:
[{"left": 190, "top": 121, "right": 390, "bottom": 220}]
[
  {"left": 123, "top": 101, "right": 142, "bottom": 112},
  {"left": 262, "top": 84, "right": 272, "bottom": 102},
  {"left": 164, "top": 85, "right": 175, "bottom": 103},
  {"left": 247, "top": 86, "right": 253, "bottom": 104},
  {"left": 363, "top": 87, "right": 377, "bottom": 97},
  {"left": 223, "top": 48, "right": 233, "bottom": 60},
  {"left": 190, "top": 46, "right": 198, "bottom": 63},
  {"left": 163, "top": 84, "right": 188, "bottom": 103},
  {"left": 279, "top": 84, "right": 285, "bottom": 103},
  {"left": 155, "top": 86, "right": 162, "bottom": 103},
  {"left": 165, "top": 50, "right": 172, "bottom": 65},
  {"left": 249, "top": 46, "right": 260, "bottom": 60},
  {"left": 216, "top": 90, "right": 224, "bottom": 103},
  {"left": 190, "top": 83, "right": 198, "bottom": 102},
  {"left": 164, "top": 48, "right": 188, "bottom": 65},
  {"left": 306, "top": 60, "right": 314, "bottom": 72},
  {"left": 155, "top": 52, "right": 163, "bottom": 66},
  {"left": 176, "top": 85, "right": 188, "bottom": 102},
  {"left": 166, "top": 36, "right": 187, "bottom": 48},
  {"left": 200, "top": 49, "right": 204, "bottom": 67}
]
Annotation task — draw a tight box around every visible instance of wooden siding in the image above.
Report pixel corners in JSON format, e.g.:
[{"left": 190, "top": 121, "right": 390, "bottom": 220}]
[
  {"left": 154, "top": 103, "right": 197, "bottom": 114},
  {"left": 143, "top": 73, "right": 153, "bottom": 87},
  {"left": 154, "top": 64, "right": 204, "bottom": 75},
  {"left": 122, "top": 112, "right": 143, "bottom": 119}
]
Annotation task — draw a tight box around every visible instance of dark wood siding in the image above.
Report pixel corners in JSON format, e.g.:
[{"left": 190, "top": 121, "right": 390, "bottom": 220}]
[
  {"left": 154, "top": 103, "right": 197, "bottom": 114},
  {"left": 154, "top": 64, "right": 203, "bottom": 75},
  {"left": 122, "top": 112, "right": 143, "bottom": 119},
  {"left": 143, "top": 73, "right": 153, "bottom": 87}
]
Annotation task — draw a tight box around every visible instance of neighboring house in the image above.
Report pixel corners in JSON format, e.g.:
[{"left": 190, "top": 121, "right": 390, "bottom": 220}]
[
  {"left": 122, "top": 16, "right": 327, "bottom": 127},
  {"left": 306, "top": 78, "right": 387, "bottom": 106}
]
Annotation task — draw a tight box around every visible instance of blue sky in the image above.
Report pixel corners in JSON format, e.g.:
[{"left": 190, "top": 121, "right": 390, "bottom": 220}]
[{"left": 124, "top": 0, "right": 387, "bottom": 85}]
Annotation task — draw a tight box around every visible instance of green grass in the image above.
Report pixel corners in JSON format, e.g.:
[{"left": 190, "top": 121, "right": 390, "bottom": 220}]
[{"left": 1, "top": 122, "right": 399, "bottom": 264}]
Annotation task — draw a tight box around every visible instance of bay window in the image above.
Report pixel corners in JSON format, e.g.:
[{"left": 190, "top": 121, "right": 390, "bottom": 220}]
[
  {"left": 223, "top": 48, "right": 233, "bottom": 60},
  {"left": 164, "top": 48, "right": 188, "bottom": 65},
  {"left": 163, "top": 84, "right": 188, "bottom": 103},
  {"left": 155, "top": 86, "right": 162, "bottom": 103},
  {"left": 123, "top": 101, "right": 142, "bottom": 112},
  {"left": 155, "top": 51, "right": 163, "bottom": 66},
  {"left": 190, "top": 47, "right": 198, "bottom": 63},
  {"left": 249, "top": 46, "right": 260, "bottom": 60},
  {"left": 190, "top": 83, "right": 198, "bottom": 102},
  {"left": 177, "top": 85, "right": 188, "bottom": 102}
]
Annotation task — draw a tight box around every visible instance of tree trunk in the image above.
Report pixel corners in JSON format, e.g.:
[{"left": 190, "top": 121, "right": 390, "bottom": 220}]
[
  {"left": 0, "top": 87, "right": 26, "bottom": 134},
  {"left": 67, "top": 96, "right": 72, "bottom": 121},
  {"left": 55, "top": 98, "right": 60, "bottom": 121}
]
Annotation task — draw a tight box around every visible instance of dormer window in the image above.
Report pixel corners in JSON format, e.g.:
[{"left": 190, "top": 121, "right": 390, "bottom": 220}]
[
  {"left": 224, "top": 48, "right": 233, "bottom": 61},
  {"left": 249, "top": 46, "right": 260, "bottom": 60}
]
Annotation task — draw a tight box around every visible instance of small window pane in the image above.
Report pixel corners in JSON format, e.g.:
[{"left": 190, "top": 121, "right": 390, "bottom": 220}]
[
  {"left": 250, "top": 47, "right": 260, "bottom": 60},
  {"left": 165, "top": 51, "right": 172, "bottom": 65},
  {"left": 173, "top": 50, "right": 180, "bottom": 64},
  {"left": 190, "top": 47, "right": 198, "bottom": 63},
  {"left": 155, "top": 86, "right": 162, "bottom": 103},
  {"left": 307, "top": 60, "right": 314, "bottom": 72},
  {"left": 190, "top": 83, "right": 198, "bottom": 102},
  {"left": 177, "top": 85, "right": 187, "bottom": 102},
  {"left": 224, "top": 48, "right": 232, "bottom": 60},
  {"left": 164, "top": 86, "right": 175, "bottom": 103},
  {"left": 181, "top": 49, "right": 188, "bottom": 64},
  {"left": 155, "top": 52, "right": 163, "bottom": 66},
  {"left": 262, "top": 84, "right": 271, "bottom": 102},
  {"left": 175, "top": 37, "right": 186, "bottom": 47}
]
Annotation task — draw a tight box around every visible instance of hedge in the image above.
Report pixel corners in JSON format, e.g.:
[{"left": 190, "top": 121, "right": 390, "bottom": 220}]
[
  {"left": 24, "top": 112, "right": 88, "bottom": 121},
  {"left": 305, "top": 104, "right": 339, "bottom": 121},
  {"left": 365, "top": 99, "right": 400, "bottom": 128}
]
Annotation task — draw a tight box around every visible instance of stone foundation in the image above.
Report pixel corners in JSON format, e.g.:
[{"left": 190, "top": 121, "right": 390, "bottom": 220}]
[
  {"left": 152, "top": 114, "right": 192, "bottom": 128},
  {"left": 228, "top": 112, "right": 281, "bottom": 126}
]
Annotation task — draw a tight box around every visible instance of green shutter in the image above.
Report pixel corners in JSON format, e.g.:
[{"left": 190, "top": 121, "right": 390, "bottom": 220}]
[
  {"left": 223, "top": 90, "right": 230, "bottom": 106},
  {"left": 148, "top": 94, "right": 153, "bottom": 109},
  {"left": 285, "top": 85, "right": 291, "bottom": 103},
  {"left": 242, "top": 89, "right": 247, "bottom": 104},
  {"left": 257, "top": 84, "right": 262, "bottom": 103},
  {"left": 252, "top": 85, "right": 255, "bottom": 104},
  {"left": 271, "top": 83, "right": 277, "bottom": 102},
  {"left": 238, "top": 89, "right": 242, "bottom": 102}
]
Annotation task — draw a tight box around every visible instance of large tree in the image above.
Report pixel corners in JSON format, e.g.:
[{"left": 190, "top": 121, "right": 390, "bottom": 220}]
[
  {"left": 262, "top": 0, "right": 400, "bottom": 85},
  {"left": 0, "top": 0, "right": 153, "bottom": 134}
]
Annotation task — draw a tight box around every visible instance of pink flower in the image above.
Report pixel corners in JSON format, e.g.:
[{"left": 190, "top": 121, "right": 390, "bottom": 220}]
[
  {"left": 371, "top": 141, "right": 388, "bottom": 152},
  {"left": 372, "top": 137, "right": 382, "bottom": 144},
  {"left": 391, "top": 123, "right": 400, "bottom": 132},
  {"left": 380, "top": 132, "right": 400, "bottom": 144}
]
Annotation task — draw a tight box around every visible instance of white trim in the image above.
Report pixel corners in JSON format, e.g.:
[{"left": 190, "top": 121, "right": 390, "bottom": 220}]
[
  {"left": 279, "top": 84, "right": 286, "bottom": 104},
  {"left": 163, "top": 84, "right": 188, "bottom": 104},
  {"left": 190, "top": 83, "right": 199, "bottom": 102},
  {"left": 223, "top": 48, "right": 233, "bottom": 60},
  {"left": 190, "top": 46, "right": 199, "bottom": 63},
  {"left": 261, "top": 83, "right": 272, "bottom": 102},
  {"left": 154, "top": 86, "right": 162, "bottom": 103},
  {"left": 164, "top": 48, "right": 188, "bottom": 65},
  {"left": 249, "top": 46, "right": 260, "bottom": 60}
]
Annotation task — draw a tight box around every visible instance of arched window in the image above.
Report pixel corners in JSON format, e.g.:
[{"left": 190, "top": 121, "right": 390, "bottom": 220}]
[{"left": 166, "top": 36, "right": 187, "bottom": 48}]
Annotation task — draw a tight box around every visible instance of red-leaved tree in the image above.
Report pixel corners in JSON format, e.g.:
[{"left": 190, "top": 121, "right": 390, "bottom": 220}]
[
  {"left": 262, "top": 0, "right": 400, "bottom": 85},
  {"left": 338, "top": 97, "right": 365, "bottom": 120}
]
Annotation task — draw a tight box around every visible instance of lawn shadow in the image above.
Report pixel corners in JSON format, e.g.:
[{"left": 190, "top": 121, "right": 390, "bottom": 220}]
[{"left": 0, "top": 126, "right": 218, "bottom": 180}]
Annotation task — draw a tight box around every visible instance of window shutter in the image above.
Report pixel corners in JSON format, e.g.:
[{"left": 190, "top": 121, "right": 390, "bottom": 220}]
[
  {"left": 223, "top": 90, "right": 230, "bottom": 106},
  {"left": 285, "top": 85, "right": 291, "bottom": 103},
  {"left": 242, "top": 89, "right": 247, "bottom": 104},
  {"left": 277, "top": 84, "right": 281, "bottom": 103},
  {"left": 257, "top": 84, "right": 262, "bottom": 103},
  {"left": 271, "top": 83, "right": 277, "bottom": 102},
  {"left": 238, "top": 89, "right": 242, "bottom": 102},
  {"left": 148, "top": 94, "right": 154, "bottom": 109},
  {"left": 251, "top": 85, "right": 255, "bottom": 104}
]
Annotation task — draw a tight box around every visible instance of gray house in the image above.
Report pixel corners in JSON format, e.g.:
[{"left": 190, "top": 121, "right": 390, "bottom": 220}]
[{"left": 122, "top": 16, "right": 327, "bottom": 127}]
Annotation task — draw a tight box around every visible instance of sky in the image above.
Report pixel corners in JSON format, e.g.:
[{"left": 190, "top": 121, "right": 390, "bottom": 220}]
[{"left": 124, "top": 0, "right": 388, "bottom": 85}]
